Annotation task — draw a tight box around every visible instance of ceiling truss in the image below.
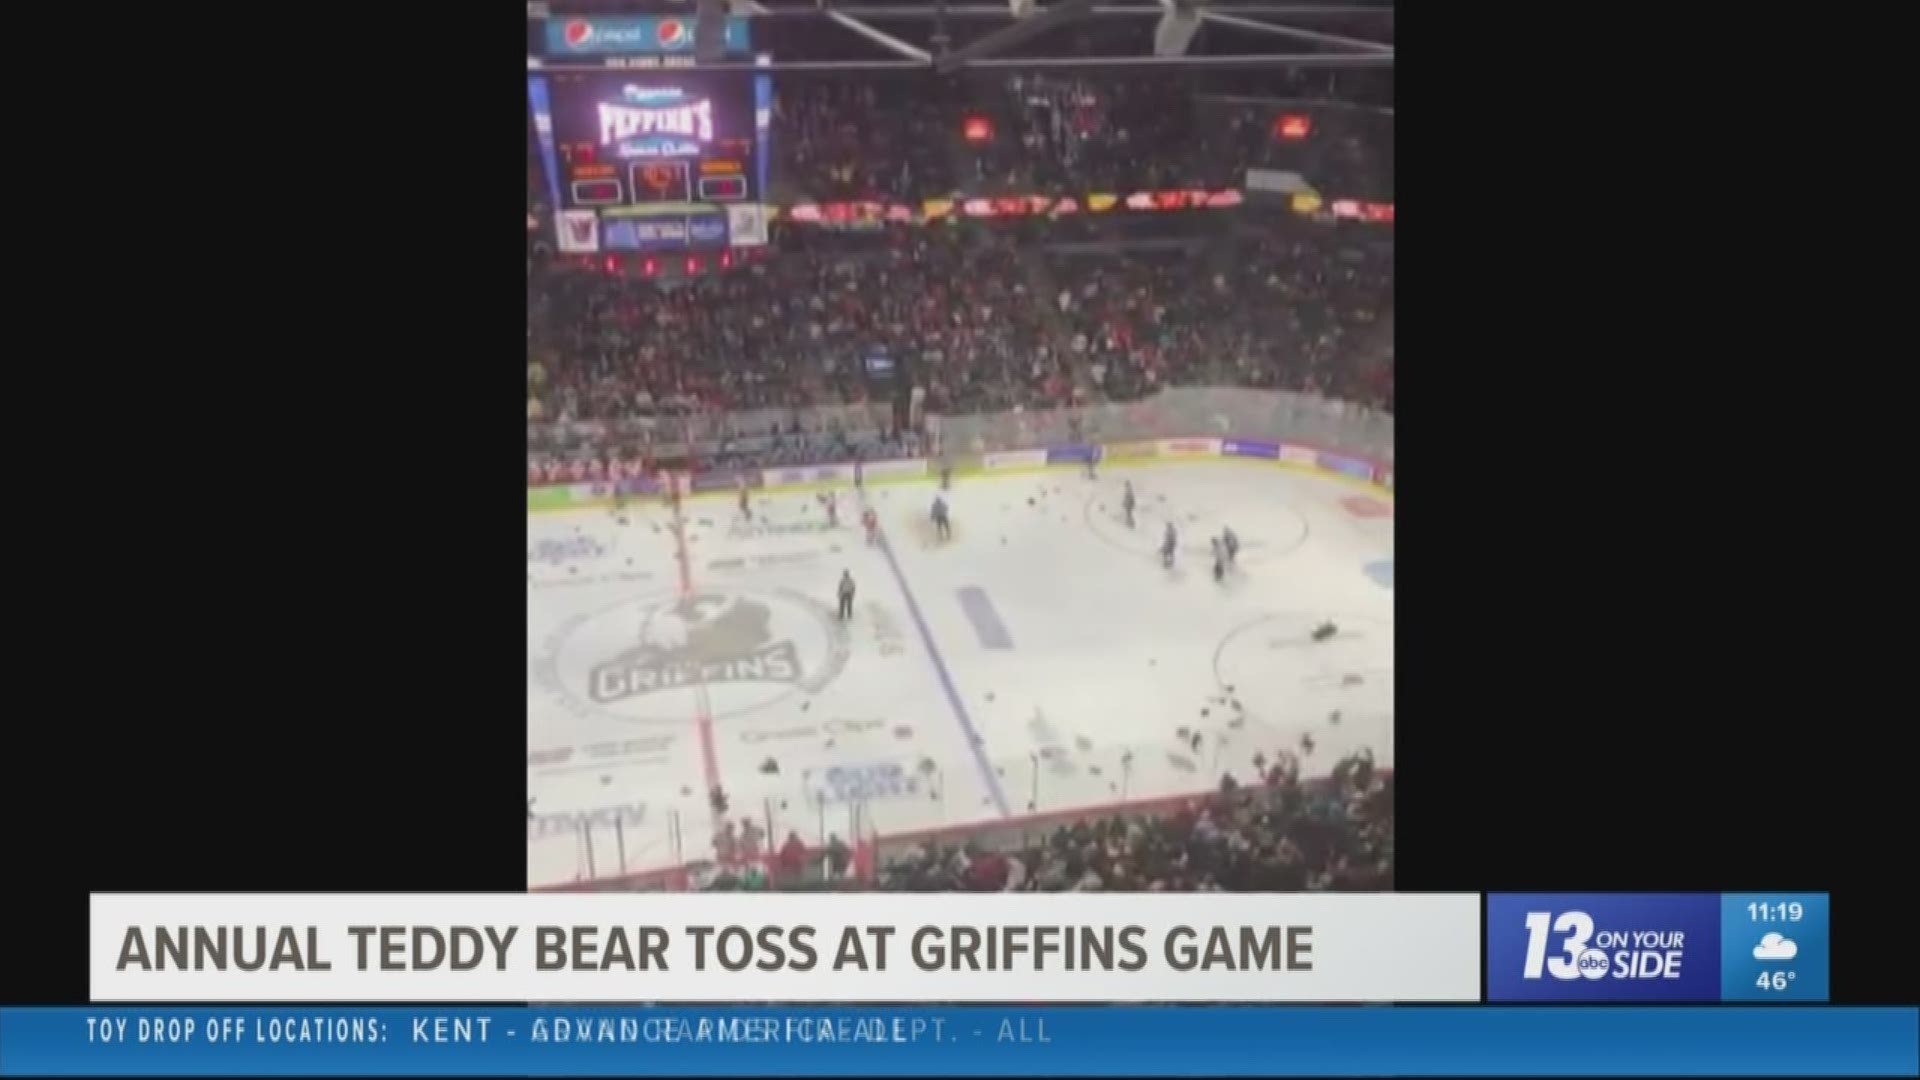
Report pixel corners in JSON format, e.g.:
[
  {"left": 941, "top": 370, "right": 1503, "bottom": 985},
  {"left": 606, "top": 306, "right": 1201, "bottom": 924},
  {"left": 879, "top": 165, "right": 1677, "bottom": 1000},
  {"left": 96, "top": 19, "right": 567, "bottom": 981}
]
[{"left": 529, "top": 1, "right": 1392, "bottom": 73}]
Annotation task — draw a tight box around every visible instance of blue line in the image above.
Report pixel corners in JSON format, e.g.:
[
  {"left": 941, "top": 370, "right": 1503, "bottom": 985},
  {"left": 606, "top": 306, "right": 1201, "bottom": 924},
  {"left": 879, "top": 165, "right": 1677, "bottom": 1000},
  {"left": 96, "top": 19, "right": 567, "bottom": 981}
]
[{"left": 861, "top": 495, "right": 1012, "bottom": 816}]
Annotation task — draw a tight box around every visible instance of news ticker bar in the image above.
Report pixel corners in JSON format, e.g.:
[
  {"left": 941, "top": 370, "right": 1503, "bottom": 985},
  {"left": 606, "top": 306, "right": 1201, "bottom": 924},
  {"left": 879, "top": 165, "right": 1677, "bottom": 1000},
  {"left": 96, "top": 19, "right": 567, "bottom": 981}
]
[
  {"left": 88, "top": 892, "right": 1829, "bottom": 1003},
  {"left": 2, "top": 1007, "right": 1914, "bottom": 1077}
]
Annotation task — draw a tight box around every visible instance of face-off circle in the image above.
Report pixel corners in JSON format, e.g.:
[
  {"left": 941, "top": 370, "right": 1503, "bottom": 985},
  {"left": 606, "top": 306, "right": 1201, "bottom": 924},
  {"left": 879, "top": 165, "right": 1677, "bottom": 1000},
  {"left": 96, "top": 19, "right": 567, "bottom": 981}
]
[
  {"left": 535, "top": 588, "right": 849, "bottom": 725},
  {"left": 1081, "top": 477, "right": 1310, "bottom": 566},
  {"left": 1211, "top": 612, "right": 1394, "bottom": 733}
]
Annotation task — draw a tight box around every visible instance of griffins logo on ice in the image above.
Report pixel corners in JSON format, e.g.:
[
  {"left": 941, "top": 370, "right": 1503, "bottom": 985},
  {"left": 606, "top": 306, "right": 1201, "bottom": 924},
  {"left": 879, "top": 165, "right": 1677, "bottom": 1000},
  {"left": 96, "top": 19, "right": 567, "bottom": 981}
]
[
  {"left": 535, "top": 589, "right": 849, "bottom": 723},
  {"left": 594, "top": 592, "right": 796, "bottom": 703},
  {"left": 599, "top": 87, "right": 713, "bottom": 159},
  {"left": 1486, "top": 893, "right": 1721, "bottom": 1001}
]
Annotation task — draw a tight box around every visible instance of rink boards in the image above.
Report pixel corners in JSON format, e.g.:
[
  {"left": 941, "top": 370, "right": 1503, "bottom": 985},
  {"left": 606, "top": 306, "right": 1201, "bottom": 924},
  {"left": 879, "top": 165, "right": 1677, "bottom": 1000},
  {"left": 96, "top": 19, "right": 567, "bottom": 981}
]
[{"left": 527, "top": 436, "right": 1394, "bottom": 513}]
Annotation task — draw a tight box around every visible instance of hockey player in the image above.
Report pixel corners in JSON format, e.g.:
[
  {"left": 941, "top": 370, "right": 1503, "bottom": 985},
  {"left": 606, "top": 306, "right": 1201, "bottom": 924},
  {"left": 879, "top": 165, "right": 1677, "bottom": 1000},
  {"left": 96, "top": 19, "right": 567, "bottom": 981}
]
[
  {"left": 820, "top": 490, "right": 840, "bottom": 527},
  {"left": 931, "top": 494, "right": 952, "bottom": 542},
  {"left": 939, "top": 457, "right": 953, "bottom": 491},
  {"left": 611, "top": 477, "right": 628, "bottom": 515},
  {"left": 1221, "top": 525, "right": 1239, "bottom": 566},
  {"left": 736, "top": 476, "right": 752, "bottom": 521},
  {"left": 1122, "top": 481, "right": 1137, "bottom": 529},
  {"left": 1211, "top": 537, "right": 1225, "bottom": 583},
  {"left": 1084, "top": 445, "right": 1100, "bottom": 480},
  {"left": 861, "top": 506, "right": 880, "bottom": 546},
  {"left": 837, "top": 570, "right": 856, "bottom": 622},
  {"left": 1161, "top": 521, "right": 1177, "bottom": 569}
]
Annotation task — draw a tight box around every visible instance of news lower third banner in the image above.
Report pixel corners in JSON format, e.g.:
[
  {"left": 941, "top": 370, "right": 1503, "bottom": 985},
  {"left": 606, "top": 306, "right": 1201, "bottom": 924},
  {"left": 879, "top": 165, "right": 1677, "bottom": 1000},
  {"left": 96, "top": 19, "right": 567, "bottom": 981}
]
[
  {"left": 88, "top": 893, "right": 1481, "bottom": 1002},
  {"left": 89, "top": 892, "right": 1835, "bottom": 1005},
  {"left": 2, "top": 1007, "right": 1914, "bottom": 1076}
]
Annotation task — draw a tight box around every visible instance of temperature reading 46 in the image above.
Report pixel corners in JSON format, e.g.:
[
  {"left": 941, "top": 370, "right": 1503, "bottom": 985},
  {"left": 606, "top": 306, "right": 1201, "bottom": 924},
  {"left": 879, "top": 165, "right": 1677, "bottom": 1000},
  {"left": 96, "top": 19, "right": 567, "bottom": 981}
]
[{"left": 1756, "top": 971, "right": 1798, "bottom": 991}]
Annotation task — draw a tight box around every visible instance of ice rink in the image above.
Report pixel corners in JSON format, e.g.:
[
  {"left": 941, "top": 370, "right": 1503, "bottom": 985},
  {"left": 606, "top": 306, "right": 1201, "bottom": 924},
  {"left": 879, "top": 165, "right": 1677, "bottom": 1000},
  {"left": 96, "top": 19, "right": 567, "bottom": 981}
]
[{"left": 527, "top": 460, "right": 1394, "bottom": 888}]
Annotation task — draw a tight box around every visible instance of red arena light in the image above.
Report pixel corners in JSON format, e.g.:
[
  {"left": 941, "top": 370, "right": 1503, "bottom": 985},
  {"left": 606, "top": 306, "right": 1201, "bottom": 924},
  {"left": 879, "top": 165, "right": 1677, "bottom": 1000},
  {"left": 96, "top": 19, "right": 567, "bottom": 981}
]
[
  {"left": 962, "top": 116, "right": 994, "bottom": 144},
  {"left": 642, "top": 258, "right": 658, "bottom": 277},
  {"left": 1275, "top": 114, "right": 1312, "bottom": 141},
  {"left": 685, "top": 256, "right": 702, "bottom": 275}
]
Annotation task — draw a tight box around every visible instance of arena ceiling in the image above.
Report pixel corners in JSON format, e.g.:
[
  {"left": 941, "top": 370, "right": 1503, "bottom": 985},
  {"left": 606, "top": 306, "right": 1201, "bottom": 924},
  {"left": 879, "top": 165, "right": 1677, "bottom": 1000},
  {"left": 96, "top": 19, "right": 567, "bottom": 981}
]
[{"left": 528, "top": 0, "right": 1393, "bottom": 73}]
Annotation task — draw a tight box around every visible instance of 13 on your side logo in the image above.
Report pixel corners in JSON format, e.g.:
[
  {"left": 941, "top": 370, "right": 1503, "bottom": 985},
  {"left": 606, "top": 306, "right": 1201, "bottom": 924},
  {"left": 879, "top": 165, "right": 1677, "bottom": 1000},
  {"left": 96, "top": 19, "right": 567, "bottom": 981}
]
[
  {"left": 1488, "top": 893, "right": 1717, "bottom": 1001},
  {"left": 1520, "top": 910, "right": 1686, "bottom": 982}
]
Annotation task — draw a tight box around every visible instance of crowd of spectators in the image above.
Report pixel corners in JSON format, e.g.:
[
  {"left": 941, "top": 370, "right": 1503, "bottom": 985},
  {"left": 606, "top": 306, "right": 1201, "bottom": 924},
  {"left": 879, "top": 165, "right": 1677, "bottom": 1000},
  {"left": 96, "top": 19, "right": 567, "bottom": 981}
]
[
  {"left": 529, "top": 226, "right": 1076, "bottom": 425},
  {"left": 1047, "top": 229, "right": 1392, "bottom": 409},
  {"left": 773, "top": 80, "right": 958, "bottom": 203},
  {"left": 528, "top": 217, "right": 1392, "bottom": 468},
  {"left": 962, "top": 75, "right": 1198, "bottom": 195},
  {"left": 529, "top": 63, "right": 1394, "bottom": 465},
  {"left": 766, "top": 70, "right": 1394, "bottom": 203},
  {"left": 694, "top": 749, "right": 1391, "bottom": 893}
]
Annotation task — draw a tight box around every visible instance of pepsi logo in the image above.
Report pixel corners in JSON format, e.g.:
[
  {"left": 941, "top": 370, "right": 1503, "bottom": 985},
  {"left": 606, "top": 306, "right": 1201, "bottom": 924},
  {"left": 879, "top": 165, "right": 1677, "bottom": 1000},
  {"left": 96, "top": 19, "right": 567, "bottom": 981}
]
[
  {"left": 656, "top": 18, "right": 690, "bottom": 47},
  {"left": 562, "top": 19, "right": 594, "bottom": 47}
]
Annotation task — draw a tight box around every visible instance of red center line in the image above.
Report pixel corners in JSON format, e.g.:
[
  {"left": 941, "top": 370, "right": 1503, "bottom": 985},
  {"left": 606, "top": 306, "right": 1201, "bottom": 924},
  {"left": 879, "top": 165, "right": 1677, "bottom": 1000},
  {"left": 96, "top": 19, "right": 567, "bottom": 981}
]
[{"left": 665, "top": 480, "right": 724, "bottom": 814}]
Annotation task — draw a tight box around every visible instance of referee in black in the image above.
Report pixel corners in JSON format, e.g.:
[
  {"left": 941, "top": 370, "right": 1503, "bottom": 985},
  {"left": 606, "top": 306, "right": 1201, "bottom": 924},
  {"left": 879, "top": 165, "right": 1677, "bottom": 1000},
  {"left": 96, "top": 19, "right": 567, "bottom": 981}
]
[{"left": 837, "top": 570, "right": 856, "bottom": 622}]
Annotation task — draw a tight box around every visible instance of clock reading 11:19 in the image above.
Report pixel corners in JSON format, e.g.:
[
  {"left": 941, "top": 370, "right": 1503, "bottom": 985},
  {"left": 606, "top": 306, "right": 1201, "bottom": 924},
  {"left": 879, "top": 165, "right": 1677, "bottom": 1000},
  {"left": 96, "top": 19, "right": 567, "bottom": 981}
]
[
  {"left": 1746, "top": 901, "right": 1803, "bottom": 923},
  {"left": 1720, "top": 892, "right": 1827, "bottom": 1002}
]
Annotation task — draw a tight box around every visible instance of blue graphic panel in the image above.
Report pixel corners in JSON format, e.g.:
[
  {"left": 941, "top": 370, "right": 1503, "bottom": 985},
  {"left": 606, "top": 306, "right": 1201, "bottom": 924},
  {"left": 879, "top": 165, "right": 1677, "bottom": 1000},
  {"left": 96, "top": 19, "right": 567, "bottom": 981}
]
[
  {"left": 688, "top": 213, "right": 728, "bottom": 246},
  {"left": 1487, "top": 894, "right": 1722, "bottom": 1001},
  {"left": 1221, "top": 439, "right": 1279, "bottom": 459},
  {"left": 1720, "top": 893, "right": 1830, "bottom": 1002},
  {"left": 1316, "top": 451, "right": 1375, "bottom": 481}
]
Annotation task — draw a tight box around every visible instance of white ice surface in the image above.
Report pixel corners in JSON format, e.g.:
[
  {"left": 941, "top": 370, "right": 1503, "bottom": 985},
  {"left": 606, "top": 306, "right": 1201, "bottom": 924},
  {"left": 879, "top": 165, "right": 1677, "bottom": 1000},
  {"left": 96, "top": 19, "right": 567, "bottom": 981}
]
[{"left": 527, "top": 462, "right": 1393, "bottom": 888}]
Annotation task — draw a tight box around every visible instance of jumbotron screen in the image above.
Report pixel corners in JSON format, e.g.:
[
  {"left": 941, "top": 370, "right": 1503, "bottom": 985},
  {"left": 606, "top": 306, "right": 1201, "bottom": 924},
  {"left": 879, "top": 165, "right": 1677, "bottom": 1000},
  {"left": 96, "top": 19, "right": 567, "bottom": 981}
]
[{"left": 530, "top": 71, "right": 767, "bottom": 251}]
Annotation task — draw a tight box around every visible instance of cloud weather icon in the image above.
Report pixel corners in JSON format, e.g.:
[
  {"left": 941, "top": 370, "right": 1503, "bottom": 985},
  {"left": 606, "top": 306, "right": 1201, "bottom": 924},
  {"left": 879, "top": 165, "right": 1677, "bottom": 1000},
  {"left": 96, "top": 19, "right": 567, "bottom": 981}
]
[{"left": 1753, "top": 933, "right": 1799, "bottom": 961}]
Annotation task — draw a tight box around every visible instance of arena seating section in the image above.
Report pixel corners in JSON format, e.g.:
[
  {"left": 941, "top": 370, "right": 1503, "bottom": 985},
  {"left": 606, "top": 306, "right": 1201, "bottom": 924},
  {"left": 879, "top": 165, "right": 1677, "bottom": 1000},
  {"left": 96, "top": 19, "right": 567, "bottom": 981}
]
[{"left": 528, "top": 71, "right": 1394, "bottom": 892}]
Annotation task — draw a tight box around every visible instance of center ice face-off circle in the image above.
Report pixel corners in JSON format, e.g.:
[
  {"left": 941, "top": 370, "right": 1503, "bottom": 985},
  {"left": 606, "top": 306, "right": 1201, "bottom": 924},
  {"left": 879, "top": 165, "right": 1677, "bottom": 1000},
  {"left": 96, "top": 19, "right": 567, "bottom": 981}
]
[
  {"left": 1080, "top": 476, "right": 1310, "bottom": 566},
  {"left": 535, "top": 587, "right": 850, "bottom": 725}
]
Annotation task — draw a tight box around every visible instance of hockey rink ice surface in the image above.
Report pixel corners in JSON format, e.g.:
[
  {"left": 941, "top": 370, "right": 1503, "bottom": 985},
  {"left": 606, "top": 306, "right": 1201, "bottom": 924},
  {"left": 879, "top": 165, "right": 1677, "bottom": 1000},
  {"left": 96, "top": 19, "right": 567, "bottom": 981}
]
[{"left": 527, "top": 460, "right": 1394, "bottom": 887}]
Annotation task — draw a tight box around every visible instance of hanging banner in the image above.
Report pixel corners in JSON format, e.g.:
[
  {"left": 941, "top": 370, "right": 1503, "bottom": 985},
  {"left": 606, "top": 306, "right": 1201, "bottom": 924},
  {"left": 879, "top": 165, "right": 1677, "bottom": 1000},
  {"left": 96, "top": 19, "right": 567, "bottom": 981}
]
[
  {"left": 556, "top": 210, "right": 600, "bottom": 254},
  {"left": 727, "top": 204, "right": 769, "bottom": 247}
]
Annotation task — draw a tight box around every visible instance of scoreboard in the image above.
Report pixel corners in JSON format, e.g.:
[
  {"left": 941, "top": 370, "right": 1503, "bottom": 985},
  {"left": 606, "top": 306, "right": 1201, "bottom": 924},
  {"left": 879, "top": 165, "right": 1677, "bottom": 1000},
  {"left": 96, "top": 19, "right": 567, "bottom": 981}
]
[{"left": 530, "top": 71, "right": 769, "bottom": 252}]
